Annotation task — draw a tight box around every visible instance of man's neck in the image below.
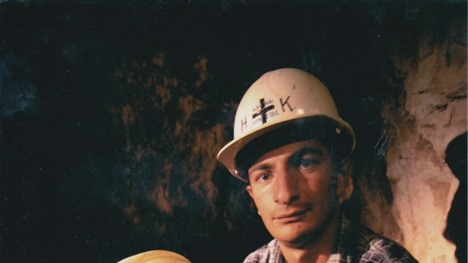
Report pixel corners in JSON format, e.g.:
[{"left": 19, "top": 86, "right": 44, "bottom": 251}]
[{"left": 278, "top": 213, "right": 342, "bottom": 263}]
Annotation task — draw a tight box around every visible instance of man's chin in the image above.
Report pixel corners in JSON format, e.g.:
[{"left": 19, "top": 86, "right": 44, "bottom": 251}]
[
  {"left": 271, "top": 223, "right": 316, "bottom": 245},
  {"left": 272, "top": 214, "right": 339, "bottom": 248}
]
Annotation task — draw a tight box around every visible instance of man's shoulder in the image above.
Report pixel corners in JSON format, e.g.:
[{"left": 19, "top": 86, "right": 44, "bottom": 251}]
[
  {"left": 358, "top": 236, "right": 418, "bottom": 262},
  {"left": 243, "top": 239, "right": 283, "bottom": 263},
  {"left": 344, "top": 221, "right": 418, "bottom": 262}
]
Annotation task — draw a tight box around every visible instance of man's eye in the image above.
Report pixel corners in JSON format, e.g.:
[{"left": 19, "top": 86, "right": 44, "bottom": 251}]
[
  {"left": 258, "top": 173, "right": 270, "bottom": 181},
  {"left": 300, "top": 157, "right": 319, "bottom": 168}
]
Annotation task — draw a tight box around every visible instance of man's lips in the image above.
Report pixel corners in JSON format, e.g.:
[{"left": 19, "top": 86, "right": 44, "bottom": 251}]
[{"left": 274, "top": 209, "right": 309, "bottom": 222}]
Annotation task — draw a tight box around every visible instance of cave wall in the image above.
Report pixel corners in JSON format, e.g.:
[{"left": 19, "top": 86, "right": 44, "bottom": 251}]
[{"left": 360, "top": 34, "right": 467, "bottom": 262}]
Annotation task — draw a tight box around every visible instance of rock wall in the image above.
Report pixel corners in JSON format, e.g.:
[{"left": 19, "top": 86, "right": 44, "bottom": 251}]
[{"left": 362, "top": 33, "right": 467, "bottom": 262}]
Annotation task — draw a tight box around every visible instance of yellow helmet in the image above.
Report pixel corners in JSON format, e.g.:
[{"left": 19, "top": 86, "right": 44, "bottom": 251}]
[
  {"left": 117, "top": 250, "right": 191, "bottom": 263},
  {"left": 217, "top": 68, "right": 355, "bottom": 182}
]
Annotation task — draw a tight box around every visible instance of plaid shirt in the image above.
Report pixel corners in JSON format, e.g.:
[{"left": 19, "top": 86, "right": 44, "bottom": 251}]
[{"left": 243, "top": 216, "right": 418, "bottom": 263}]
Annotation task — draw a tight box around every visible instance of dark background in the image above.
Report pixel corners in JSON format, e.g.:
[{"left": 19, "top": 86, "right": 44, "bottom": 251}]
[{"left": 0, "top": 1, "right": 465, "bottom": 262}]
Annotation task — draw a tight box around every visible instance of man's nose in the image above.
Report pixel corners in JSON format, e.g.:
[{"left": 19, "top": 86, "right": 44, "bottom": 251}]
[{"left": 273, "top": 168, "right": 300, "bottom": 205}]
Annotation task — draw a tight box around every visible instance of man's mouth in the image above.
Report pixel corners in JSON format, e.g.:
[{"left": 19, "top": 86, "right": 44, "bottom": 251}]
[{"left": 274, "top": 209, "right": 309, "bottom": 223}]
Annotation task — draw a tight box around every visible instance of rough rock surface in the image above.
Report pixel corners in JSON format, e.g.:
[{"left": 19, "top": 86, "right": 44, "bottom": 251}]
[{"left": 364, "top": 38, "right": 466, "bottom": 262}]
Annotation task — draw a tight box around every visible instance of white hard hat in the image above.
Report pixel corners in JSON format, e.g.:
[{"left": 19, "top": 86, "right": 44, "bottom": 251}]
[
  {"left": 217, "top": 68, "right": 355, "bottom": 182},
  {"left": 117, "top": 250, "right": 191, "bottom": 263}
]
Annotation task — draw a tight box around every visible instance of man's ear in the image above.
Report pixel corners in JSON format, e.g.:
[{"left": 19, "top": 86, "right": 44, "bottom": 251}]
[
  {"left": 246, "top": 185, "right": 261, "bottom": 215},
  {"left": 336, "top": 158, "right": 353, "bottom": 204},
  {"left": 246, "top": 185, "right": 253, "bottom": 199}
]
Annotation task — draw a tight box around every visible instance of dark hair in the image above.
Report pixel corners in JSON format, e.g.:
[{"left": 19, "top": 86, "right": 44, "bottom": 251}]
[{"left": 235, "top": 116, "right": 353, "bottom": 182}]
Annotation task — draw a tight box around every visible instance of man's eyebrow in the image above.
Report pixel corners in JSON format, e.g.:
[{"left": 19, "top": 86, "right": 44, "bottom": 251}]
[
  {"left": 248, "top": 163, "right": 272, "bottom": 174},
  {"left": 289, "top": 147, "right": 324, "bottom": 163}
]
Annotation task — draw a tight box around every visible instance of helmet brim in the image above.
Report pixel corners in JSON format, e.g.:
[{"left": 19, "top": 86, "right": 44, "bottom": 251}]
[{"left": 217, "top": 114, "right": 355, "bottom": 182}]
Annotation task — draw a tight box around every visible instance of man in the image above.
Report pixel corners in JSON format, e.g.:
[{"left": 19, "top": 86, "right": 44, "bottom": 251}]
[{"left": 217, "top": 68, "right": 417, "bottom": 263}]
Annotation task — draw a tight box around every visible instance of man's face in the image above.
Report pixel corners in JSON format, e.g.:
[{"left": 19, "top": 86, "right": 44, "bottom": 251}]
[{"left": 245, "top": 140, "right": 351, "bottom": 246}]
